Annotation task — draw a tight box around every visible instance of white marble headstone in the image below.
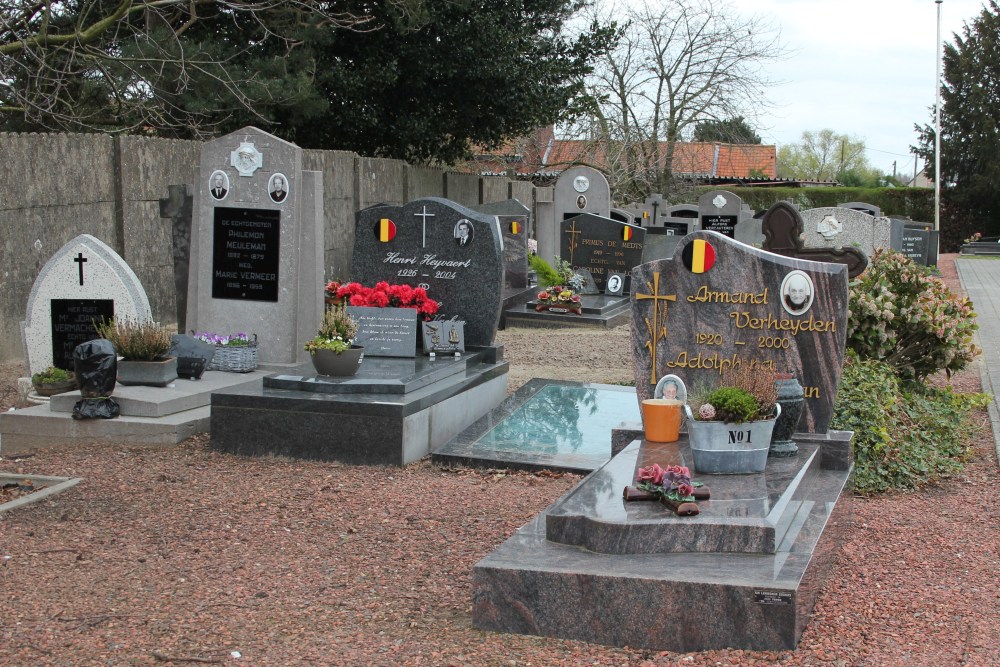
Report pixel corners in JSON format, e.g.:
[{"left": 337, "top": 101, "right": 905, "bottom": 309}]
[{"left": 21, "top": 234, "right": 152, "bottom": 375}]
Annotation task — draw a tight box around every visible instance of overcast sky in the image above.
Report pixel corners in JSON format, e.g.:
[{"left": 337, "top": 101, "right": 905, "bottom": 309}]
[{"left": 741, "top": 0, "right": 987, "bottom": 177}]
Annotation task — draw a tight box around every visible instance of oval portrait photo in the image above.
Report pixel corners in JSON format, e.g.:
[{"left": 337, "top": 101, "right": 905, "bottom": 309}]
[
  {"left": 209, "top": 170, "right": 229, "bottom": 201},
  {"left": 454, "top": 219, "right": 474, "bottom": 247},
  {"left": 269, "top": 173, "right": 289, "bottom": 203},
  {"left": 780, "top": 270, "right": 815, "bottom": 315}
]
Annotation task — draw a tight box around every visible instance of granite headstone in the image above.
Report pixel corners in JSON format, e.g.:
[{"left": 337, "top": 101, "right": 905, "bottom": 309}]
[
  {"left": 630, "top": 231, "right": 850, "bottom": 433},
  {"left": 698, "top": 190, "right": 747, "bottom": 239},
  {"left": 186, "top": 126, "right": 324, "bottom": 367},
  {"left": 21, "top": 234, "right": 152, "bottom": 375},
  {"left": 472, "top": 199, "right": 530, "bottom": 289},
  {"left": 554, "top": 166, "right": 611, "bottom": 220},
  {"left": 560, "top": 214, "right": 646, "bottom": 293},
  {"left": 351, "top": 197, "right": 504, "bottom": 348},
  {"left": 798, "top": 207, "right": 892, "bottom": 258}
]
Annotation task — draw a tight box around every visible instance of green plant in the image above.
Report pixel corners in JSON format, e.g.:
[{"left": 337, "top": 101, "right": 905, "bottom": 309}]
[
  {"left": 688, "top": 365, "right": 777, "bottom": 422},
  {"left": 304, "top": 305, "right": 358, "bottom": 355},
  {"left": 31, "top": 366, "right": 74, "bottom": 384},
  {"left": 528, "top": 255, "right": 584, "bottom": 291},
  {"left": 831, "top": 352, "right": 989, "bottom": 494},
  {"left": 847, "top": 249, "right": 980, "bottom": 382},
  {"left": 95, "top": 317, "right": 171, "bottom": 361}
]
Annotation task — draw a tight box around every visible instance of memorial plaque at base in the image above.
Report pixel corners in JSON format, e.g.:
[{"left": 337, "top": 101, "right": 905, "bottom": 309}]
[{"left": 212, "top": 208, "right": 281, "bottom": 302}]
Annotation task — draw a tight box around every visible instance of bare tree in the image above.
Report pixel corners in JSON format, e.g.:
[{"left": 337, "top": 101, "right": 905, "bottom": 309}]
[
  {"left": 0, "top": 0, "right": 409, "bottom": 136},
  {"left": 564, "top": 0, "right": 784, "bottom": 200}
]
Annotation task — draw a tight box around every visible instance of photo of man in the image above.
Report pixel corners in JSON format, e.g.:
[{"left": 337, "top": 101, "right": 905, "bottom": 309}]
[
  {"left": 780, "top": 270, "right": 814, "bottom": 315},
  {"left": 269, "top": 174, "right": 288, "bottom": 203},
  {"left": 454, "top": 219, "right": 474, "bottom": 247},
  {"left": 209, "top": 171, "right": 229, "bottom": 200}
]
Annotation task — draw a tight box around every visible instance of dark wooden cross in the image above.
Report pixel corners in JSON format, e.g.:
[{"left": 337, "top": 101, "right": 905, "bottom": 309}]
[
  {"left": 762, "top": 202, "right": 869, "bottom": 278},
  {"left": 73, "top": 252, "right": 88, "bottom": 286},
  {"left": 564, "top": 220, "right": 582, "bottom": 264},
  {"left": 635, "top": 271, "right": 676, "bottom": 385},
  {"left": 414, "top": 206, "right": 435, "bottom": 248}
]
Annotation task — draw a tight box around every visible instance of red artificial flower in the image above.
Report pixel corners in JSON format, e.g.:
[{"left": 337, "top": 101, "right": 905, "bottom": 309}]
[{"left": 637, "top": 464, "right": 665, "bottom": 486}]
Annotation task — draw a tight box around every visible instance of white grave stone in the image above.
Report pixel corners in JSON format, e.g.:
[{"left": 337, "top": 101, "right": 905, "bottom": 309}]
[
  {"left": 799, "top": 207, "right": 893, "bottom": 257},
  {"left": 21, "top": 234, "right": 152, "bottom": 375},
  {"left": 187, "top": 126, "right": 324, "bottom": 367}
]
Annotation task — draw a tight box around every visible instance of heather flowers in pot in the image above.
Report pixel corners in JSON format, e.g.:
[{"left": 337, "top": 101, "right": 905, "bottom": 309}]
[
  {"left": 95, "top": 317, "right": 171, "bottom": 361},
  {"left": 334, "top": 281, "right": 439, "bottom": 320},
  {"left": 304, "top": 304, "right": 359, "bottom": 355},
  {"left": 688, "top": 366, "right": 778, "bottom": 423}
]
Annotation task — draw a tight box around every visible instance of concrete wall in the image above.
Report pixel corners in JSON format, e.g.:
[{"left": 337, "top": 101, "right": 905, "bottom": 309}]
[{"left": 0, "top": 132, "right": 538, "bottom": 363}]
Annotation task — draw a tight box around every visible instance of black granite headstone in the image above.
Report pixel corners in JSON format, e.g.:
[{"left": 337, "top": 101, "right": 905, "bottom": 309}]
[
  {"left": 50, "top": 299, "right": 115, "bottom": 371},
  {"left": 211, "top": 207, "right": 281, "bottom": 302},
  {"left": 473, "top": 200, "right": 530, "bottom": 289},
  {"left": 560, "top": 214, "right": 646, "bottom": 293},
  {"left": 351, "top": 198, "right": 504, "bottom": 347}
]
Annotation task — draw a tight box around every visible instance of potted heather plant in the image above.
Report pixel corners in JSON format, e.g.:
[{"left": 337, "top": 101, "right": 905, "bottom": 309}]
[
  {"left": 304, "top": 304, "right": 364, "bottom": 376},
  {"left": 95, "top": 317, "right": 177, "bottom": 387},
  {"left": 684, "top": 366, "right": 780, "bottom": 474}
]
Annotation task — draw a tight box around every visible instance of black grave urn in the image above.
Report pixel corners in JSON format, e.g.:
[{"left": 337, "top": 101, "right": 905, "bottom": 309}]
[{"left": 769, "top": 373, "right": 803, "bottom": 458}]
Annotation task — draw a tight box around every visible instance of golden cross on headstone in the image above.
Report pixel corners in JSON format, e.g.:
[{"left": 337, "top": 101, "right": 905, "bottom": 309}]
[
  {"left": 564, "top": 220, "right": 582, "bottom": 265},
  {"left": 635, "top": 271, "right": 676, "bottom": 385}
]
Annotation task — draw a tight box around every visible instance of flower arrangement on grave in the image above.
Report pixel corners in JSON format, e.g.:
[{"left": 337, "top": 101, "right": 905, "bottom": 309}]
[
  {"left": 333, "top": 281, "right": 440, "bottom": 320},
  {"left": 324, "top": 280, "right": 342, "bottom": 299},
  {"left": 95, "top": 317, "right": 171, "bottom": 361},
  {"left": 304, "top": 304, "right": 359, "bottom": 355},
  {"left": 622, "top": 463, "right": 709, "bottom": 516},
  {"left": 529, "top": 255, "right": 585, "bottom": 314},
  {"left": 194, "top": 332, "right": 255, "bottom": 347},
  {"left": 688, "top": 365, "right": 777, "bottom": 423},
  {"left": 964, "top": 232, "right": 982, "bottom": 244}
]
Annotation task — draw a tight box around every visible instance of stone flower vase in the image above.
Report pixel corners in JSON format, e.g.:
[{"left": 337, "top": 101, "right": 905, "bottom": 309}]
[
  {"left": 310, "top": 346, "right": 364, "bottom": 377},
  {"left": 770, "top": 373, "right": 804, "bottom": 458}
]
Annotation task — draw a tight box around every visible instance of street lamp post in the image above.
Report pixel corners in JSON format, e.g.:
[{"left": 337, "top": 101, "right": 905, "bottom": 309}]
[{"left": 935, "top": 0, "right": 943, "bottom": 232}]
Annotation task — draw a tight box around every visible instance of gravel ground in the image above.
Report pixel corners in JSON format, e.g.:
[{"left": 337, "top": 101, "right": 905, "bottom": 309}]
[{"left": 1, "top": 255, "right": 997, "bottom": 666}]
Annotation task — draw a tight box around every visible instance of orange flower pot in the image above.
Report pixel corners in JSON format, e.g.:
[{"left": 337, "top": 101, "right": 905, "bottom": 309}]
[{"left": 641, "top": 399, "right": 683, "bottom": 442}]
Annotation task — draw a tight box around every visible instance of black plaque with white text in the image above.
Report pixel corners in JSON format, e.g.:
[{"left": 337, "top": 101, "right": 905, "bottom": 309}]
[
  {"left": 701, "top": 215, "right": 737, "bottom": 238},
  {"left": 212, "top": 208, "right": 281, "bottom": 302},
  {"left": 51, "top": 299, "right": 115, "bottom": 370}
]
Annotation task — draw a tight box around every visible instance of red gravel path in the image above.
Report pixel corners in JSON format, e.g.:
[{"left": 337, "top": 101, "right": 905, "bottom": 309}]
[{"left": 0, "top": 254, "right": 997, "bottom": 666}]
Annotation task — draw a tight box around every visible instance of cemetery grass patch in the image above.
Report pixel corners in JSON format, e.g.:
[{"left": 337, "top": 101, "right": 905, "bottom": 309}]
[{"left": 831, "top": 353, "right": 989, "bottom": 494}]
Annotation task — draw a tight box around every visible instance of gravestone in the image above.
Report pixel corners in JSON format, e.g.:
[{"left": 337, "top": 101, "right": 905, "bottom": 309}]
[
  {"left": 838, "top": 201, "right": 881, "bottom": 217},
  {"left": 553, "top": 166, "right": 611, "bottom": 220},
  {"left": 799, "top": 206, "right": 893, "bottom": 259},
  {"left": 560, "top": 214, "right": 646, "bottom": 293},
  {"left": 890, "top": 220, "right": 937, "bottom": 266},
  {"left": 662, "top": 203, "right": 699, "bottom": 236},
  {"left": 472, "top": 199, "right": 530, "bottom": 289},
  {"left": 186, "top": 126, "right": 324, "bottom": 367},
  {"left": 609, "top": 208, "right": 635, "bottom": 225},
  {"left": 351, "top": 197, "right": 504, "bottom": 348},
  {"left": 631, "top": 230, "right": 850, "bottom": 433},
  {"left": 21, "top": 234, "right": 152, "bottom": 375},
  {"left": 764, "top": 202, "right": 869, "bottom": 279},
  {"left": 698, "top": 190, "right": 746, "bottom": 239}
]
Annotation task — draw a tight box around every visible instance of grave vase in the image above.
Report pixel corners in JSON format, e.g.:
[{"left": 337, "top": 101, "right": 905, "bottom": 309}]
[
  {"left": 310, "top": 346, "right": 364, "bottom": 377},
  {"left": 770, "top": 374, "right": 804, "bottom": 458},
  {"left": 683, "top": 404, "right": 780, "bottom": 474}
]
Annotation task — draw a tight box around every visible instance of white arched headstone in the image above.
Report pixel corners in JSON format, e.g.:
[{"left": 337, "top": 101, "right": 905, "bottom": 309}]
[{"left": 21, "top": 234, "right": 151, "bottom": 375}]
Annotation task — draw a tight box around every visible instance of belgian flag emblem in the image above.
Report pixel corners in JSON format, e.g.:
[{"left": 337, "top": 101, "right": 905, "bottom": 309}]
[
  {"left": 623, "top": 226, "right": 634, "bottom": 241},
  {"left": 682, "top": 238, "right": 716, "bottom": 273},
  {"left": 511, "top": 221, "right": 521, "bottom": 235},
  {"left": 375, "top": 218, "right": 396, "bottom": 242}
]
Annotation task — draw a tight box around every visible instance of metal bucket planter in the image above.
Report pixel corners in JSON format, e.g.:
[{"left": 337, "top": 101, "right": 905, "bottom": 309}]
[{"left": 683, "top": 404, "right": 781, "bottom": 474}]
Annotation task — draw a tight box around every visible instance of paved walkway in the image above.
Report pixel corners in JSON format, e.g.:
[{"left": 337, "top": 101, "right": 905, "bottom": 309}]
[{"left": 956, "top": 257, "right": 1000, "bottom": 462}]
